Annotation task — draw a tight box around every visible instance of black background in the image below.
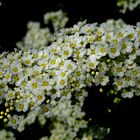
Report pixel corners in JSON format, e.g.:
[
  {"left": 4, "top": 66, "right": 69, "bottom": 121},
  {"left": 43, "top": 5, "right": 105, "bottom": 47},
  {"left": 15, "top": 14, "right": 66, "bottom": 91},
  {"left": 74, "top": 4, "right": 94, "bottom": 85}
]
[{"left": 0, "top": 0, "right": 140, "bottom": 139}]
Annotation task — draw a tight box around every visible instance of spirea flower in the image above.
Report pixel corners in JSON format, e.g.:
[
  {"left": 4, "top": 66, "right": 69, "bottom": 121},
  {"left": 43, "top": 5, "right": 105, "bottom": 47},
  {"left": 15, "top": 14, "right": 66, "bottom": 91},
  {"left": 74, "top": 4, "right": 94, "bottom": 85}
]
[{"left": 0, "top": 11, "right": 140, "bottom": 136}]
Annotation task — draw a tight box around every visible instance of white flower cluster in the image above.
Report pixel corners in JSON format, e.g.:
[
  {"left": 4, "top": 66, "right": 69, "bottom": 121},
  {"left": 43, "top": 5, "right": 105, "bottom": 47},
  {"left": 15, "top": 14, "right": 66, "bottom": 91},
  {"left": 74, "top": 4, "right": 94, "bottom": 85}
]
[
  {"left": 39, "top": 90, "right": 88, "bottom": 140},
  {"left": 0, "top": 10, "right": 140, "bottom": 139},
  {"left": 44, "top": 10, "right": 68, "bottom": 31},
  {"left": 16, "top": 10, "right": 68, "bottom": 50},
  {"left": 16, "top": 21, "right": 53, "bottom": 50},
  {"left": 117, "top": 0, "right": 140, "bottom": 13},
  {"left": 0, "top": 129, "right": 15, "bottom": 140},
  {"left": 81, "top": 126, "right": 110, "bottom": 140},
  {"left": 39, "top": 89, "right": 110, "bottom": 140}
]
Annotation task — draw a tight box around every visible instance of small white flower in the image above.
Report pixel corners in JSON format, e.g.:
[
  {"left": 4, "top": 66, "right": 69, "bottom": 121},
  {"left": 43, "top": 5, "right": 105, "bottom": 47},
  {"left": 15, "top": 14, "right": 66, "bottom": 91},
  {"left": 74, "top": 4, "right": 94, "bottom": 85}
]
[
  {"left": 49, "top": 56, "right": 61, "bottom": 68},
  {"left": 134, "top": 36, "right": 140, "bottom": 47},
  {"left": 41, "top": 76, "right": 54, "bottom": 91},
  {"left": 127, "top": 29, "right": 137, "bottom": 41},
  {"left": 28, "top": 97, "right": 37, "bottom": 110},
  {"left": 121, "top": 89, "right": 135, "bottom": 98},
  {"left": 14, "top": 72, "right": 25, "bottom": 86},
  {"left": 22, "top": 91, "right": 32, "bottom": 101},
  {"left": 108, "top": 44, "right": 121, "bottom": 58},
  {"left": 94, "top": 73, "right": 109, "bottom": 86},
  {"left": 113, "top": 78, "right": 125, "bottom": 91},
  {"left": 5, "top": 90, "right": 15, "bottom": 101},
  {"left": 56, "top": 70, "right": 68, "bottom": 79},
  {"left": 86, "top": 34, "right": 96, "bottom": 44},
  {"left": 23, "top": 67, "right": 33, "bottom": 77},
  {"left": 129, "top": 53, "right": 137, "bottom": 60},
  {"left": 120, "top": 40, "right": 133, "bottom": 54},
  {"left": 26, "top": 78, "right": 40, "bottom": 92},
  {"left": 86, "top": 55, "right": 98, "bottom": 69},
  {"left": 49, "top": 44, "right": 61, "bottom": 54},
  {"left": 10, "top": 61, "right": 22, "bottom": 74},
  {"left": 105, "top": 32, "right": 114, "bottom": 41},
  {"left": 1, "top": 58, "right": 10, "bottom": 70},
  {"left": 32, "top": 65, "right": 42, "bottom": 77},
  {"left": 87, "top": 44, "right": 96, "bottom": 56},
  {"left": 8, "top": 115, "right": 21, "bottom": 129},
  {"left": 15, "top": 99, "right": 28, "bottom": 112},
  {"left": 123, "top": 71, "right": 135, "bottom": 87},
  {"left": 35, "top": 92, "right": 45, "bottom": 105},
  {"left": 130, "top": 66, "right": 140, "bottom": 78},
  {"left": 21, "top": 55, "right": 33, "bottom": 66},
  {"left": 74, "top": 69, "right": 85, "bottom": 81},
  {"left": 111, "top": 62, "right": 126, "bottom": 77},
  {"left": 116, "top": 28, "right": 127, "bottom": 39},
  {"left": 63, "top": 60, "right": 77, "bottom": 73},
  {"left": 97, "top": 62, "right": 109, "bottom": 74},
  {"left": 95, "top": 43, "right": 108, "bottom": 57},
  {"left": 136, "top": 77, "right": 140, "bottom": 88},
  {"left": 80, "top": 23, "right": 96, "bottom": 34},
  {"left": 56, "top": 78, "right": 67, "bottom": 89},
  {"left": 20, "top": 78, "right": 28, "bottom": 88},
  {"left": 61, "top": 45, "right": 73, "bottom": 59},
  {"left": 2, "top": 71, "right": 12, "bottom": 83},
  {"left": 73, "top": 48, "right": 87, "bottom": 58},
  {"left": 124, "top": 59, "right": 136, "bottom": 69},
  {"left": 96, "top": 27, "right": 105, "bottom": 37},
  {"left": 37, "top": 58, "right": 49, "bottom": 69}
]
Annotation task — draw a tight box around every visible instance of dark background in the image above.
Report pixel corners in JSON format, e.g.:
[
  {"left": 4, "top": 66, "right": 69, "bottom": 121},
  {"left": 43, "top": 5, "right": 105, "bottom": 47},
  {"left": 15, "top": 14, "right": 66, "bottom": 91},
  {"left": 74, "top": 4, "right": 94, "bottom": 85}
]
[{"left": 0, "top": 0, "right": 140, "bottom": 139}]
